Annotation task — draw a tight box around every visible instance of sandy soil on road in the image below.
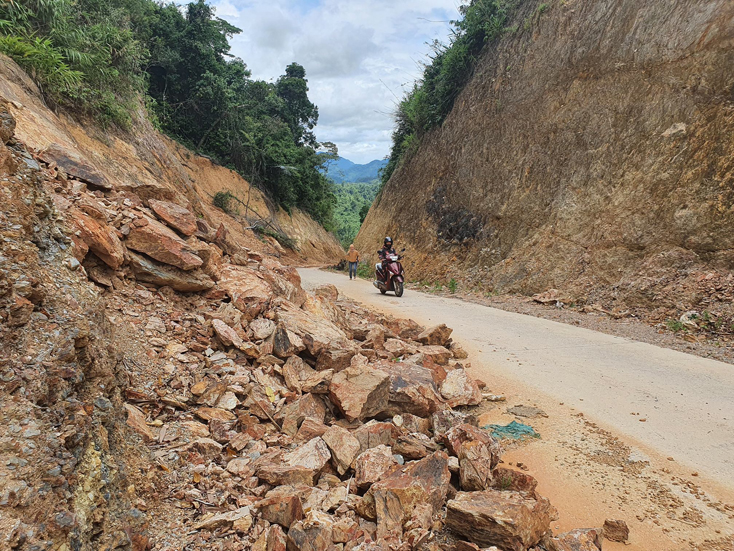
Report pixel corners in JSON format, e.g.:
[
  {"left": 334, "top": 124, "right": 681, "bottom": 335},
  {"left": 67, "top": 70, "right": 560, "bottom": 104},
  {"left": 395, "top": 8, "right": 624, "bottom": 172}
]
[{"left": 299, "top": 268, "right": 734, "bottom": 551}]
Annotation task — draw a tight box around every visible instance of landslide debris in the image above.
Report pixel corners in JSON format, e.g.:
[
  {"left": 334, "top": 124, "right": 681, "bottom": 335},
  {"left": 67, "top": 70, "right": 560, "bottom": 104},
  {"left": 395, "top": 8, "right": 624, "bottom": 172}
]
[{"left": 0, "top": 106, "right": 608, "bottom": 550}]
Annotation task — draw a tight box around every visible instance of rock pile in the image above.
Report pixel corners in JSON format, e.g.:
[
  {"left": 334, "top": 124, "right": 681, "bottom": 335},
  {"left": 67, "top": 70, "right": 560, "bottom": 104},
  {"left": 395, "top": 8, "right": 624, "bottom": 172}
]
[{"left": 0, "top": 103, "right": 608, "bottom": 550}]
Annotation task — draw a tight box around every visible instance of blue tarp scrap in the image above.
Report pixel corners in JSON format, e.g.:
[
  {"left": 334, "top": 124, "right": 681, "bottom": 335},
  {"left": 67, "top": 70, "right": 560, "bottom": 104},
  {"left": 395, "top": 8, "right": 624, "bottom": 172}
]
[{"left": 484, "top": 420, "right": 540, "bottom": 440}]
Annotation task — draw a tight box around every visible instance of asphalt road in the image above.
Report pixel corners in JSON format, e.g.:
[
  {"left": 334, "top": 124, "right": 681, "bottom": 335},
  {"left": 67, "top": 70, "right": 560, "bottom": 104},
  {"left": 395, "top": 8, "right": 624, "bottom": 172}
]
[{"left": 298, "top": 268, "right": 734, "bottom": 488}]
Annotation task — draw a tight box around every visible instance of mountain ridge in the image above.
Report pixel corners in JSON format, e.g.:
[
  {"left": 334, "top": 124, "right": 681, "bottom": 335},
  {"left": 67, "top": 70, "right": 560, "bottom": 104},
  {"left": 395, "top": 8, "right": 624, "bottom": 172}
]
[{"left": 322, "top": 155, "right": 387, "bottom": 184}]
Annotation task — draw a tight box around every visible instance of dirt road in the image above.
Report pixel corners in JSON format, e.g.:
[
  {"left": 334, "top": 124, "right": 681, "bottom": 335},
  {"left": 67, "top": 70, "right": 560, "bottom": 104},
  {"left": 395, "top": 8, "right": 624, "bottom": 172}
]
[{"left": 299, "top": 268, "right": 734, "bottom": 550}]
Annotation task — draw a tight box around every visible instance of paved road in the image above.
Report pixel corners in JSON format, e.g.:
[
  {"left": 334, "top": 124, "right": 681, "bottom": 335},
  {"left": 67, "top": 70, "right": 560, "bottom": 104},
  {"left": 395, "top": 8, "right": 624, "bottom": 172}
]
[{"left": 299, "top": 268, "right": 734, "bottom": 487}]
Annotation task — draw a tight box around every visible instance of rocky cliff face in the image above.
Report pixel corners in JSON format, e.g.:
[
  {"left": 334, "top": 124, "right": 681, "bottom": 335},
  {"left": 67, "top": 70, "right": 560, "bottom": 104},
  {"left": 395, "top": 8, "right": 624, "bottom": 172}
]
[{"left": 357, "top": 0, "right": 734, "bottom": 323}]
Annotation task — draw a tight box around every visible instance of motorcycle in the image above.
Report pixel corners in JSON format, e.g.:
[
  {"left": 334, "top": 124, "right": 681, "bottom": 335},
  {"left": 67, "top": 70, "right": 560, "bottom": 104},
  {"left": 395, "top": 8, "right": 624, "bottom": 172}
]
[{"left": 373, "top": 249, "right": 405, "bottom": 297}]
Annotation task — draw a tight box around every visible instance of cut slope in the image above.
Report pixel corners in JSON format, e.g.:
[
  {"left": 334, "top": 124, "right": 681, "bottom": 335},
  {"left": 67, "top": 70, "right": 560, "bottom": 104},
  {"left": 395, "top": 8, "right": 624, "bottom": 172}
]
[{"left": 356, "top": 0, "right": 734, "bottom": 323}]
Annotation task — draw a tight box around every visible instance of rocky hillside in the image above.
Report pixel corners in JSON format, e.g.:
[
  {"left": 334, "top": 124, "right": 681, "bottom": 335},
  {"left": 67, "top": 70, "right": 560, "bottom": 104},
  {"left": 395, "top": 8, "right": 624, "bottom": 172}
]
[
  {"left": 0, "top": 54, "right": 343, "bottom": 266},
  {"left": 357, "top": 0, "right": 734, "bottom": 326},
  {"left": 0, "top": 93, "right": 614, "bottom": 549}
]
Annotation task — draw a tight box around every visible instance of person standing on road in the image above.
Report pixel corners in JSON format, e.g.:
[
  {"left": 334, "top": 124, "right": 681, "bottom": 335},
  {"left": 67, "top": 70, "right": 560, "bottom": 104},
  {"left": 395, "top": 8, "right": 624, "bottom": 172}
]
[{"left": 346, "top": 244, "right": 360, "bottom": 280}]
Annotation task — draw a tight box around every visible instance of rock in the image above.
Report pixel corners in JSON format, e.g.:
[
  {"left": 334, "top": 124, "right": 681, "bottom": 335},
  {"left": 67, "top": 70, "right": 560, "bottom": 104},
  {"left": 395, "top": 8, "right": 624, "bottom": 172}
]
[
  {"left": 446, "top": 490, "right": 556, "bottom": 550},
  {"left": 194, "top": 506, "right": 252, "bottom": 531},
  {"left": 0, "top": 102, "right": 16, "bottom": 143},
  {"left": 450, "top": 342, "right": 469, "bottom": 359},
  {"left": 267, "top": 524, "right": 288, "bottom": 551},
  {"left": 393, "top": 433, "right": 438, "bottom": 460},
  {"left": 393, "top": 413, "right": 432, "bottom": 436},
  {"left": 380, "top": 361, "right": 444, "bottom": 417},
  {"left": 283, "top": 437, "right": 332, "bottom": 478},
  {"left": 251, "top": 317, "right": 276, "bottom": 340},
  {"left": 40, "top": 143, "right": 111, "bottom": 189},
  {"left": 211, "top": 318, "right": 244, "bottom": 349},
  {"left": 258, "top": 465, "right": 318, "bottom": 487},
  {"left": 276, "top": 393, "right": 327, "bottom": 437},
  {"left": 226, "top": 457, "right": 254, "bottom": 478},
  {"left": 384, "top": 318, "right": 424, "bottom": 340},
  {"left": 491, "top": 468, "right": 538, "bottom": 495},
  {"left": 419, "top": 345, "right": 453, "bottom": 366},
  {"left": 295, "top": 418, "right": 329, "bottom": 442},
  {"left": 128, "top": 251, "right": 214, "bottom": 292},
  {"left": 329, "top": 365, "right": 390, "bottom": 422},
  {"left": 126, "top": 214, "right": 203, "bottom": 270},
  {"left": 442, "top": 424, "right": 500, "bottom": 458},
  {"left": 302, "top": 369, "right": 333, "bottom": 394},
  {"left": 282, "top": 355, "right": 316, "bottom": 394},
  {"left": 71, "top": 209, "right": 125, "bottom": 269},
  {"left": 331, "top": 517, "right": 360, "bottom": 544},
  {"left": 442, "top": 424, "right": 501, "bottom": 491},
  {"left": 286, "top": 511, "right": 334, "bottom": 551},
  {"left": 194, "top": 407, "right": 236, "bottom": 422},
  {"left": 313, "top": 284, "right": 339, "bottom": 302},
  {"left": 148, "top": 199, "right": 197, "bottom": 236},
  {"left": 432, "top": 410, "right": 478, "bottom": 439},
  {"left": 316, "top": 346, "right": 358, "bottom": 372},
  {"left": 440, "top": 369, "right": 482, "bottom": 407},
  {"left": 353, "top": 421, "right": 399, "bottom": 453},
  {"left": 219, "top": 265, "right": 273, "bottom": 320},
  {"left": 383, "top": 338, "right": 417, "bottom": 357},
  {"left": 322, "top": 425, "right": 361, "bottom": 475},
  {"left": 273, "top": 323, "right": 298, "bottom": 358},
  {"left": 354, "top": 445, "right": 399, "bottom": 489},
  {"left": 364, "top": 451, "right": 451, "bottom": 539},
  {"left": 275, "top": 299, "right": 350, "bottom": 358},
  {"left": 603, "top": 519, "right": 629, "bottom": 543},
  {"left": 254, "top": 494, "right": 304, "bottom": 528},
  {"left": 8, "top": 295, "right": 34, "bottom": 326},
  {"left": 506, "top": 405, "right": 548, "bottom": 419},
  {"left": 124, "top": 403, "right": 154, "bottom": 442},
  {"left": 416, "top": 324, "right": 453, "bottom": 346},
  {"left": 553, "top": 528, "right": 604, "bottom": 551}
]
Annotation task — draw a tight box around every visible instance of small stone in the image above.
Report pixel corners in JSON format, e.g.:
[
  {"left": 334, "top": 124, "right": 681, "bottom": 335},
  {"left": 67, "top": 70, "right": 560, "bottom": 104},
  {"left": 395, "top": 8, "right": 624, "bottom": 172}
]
[{"left": 603, "top": 519, "right": 629, "bottom": 543}]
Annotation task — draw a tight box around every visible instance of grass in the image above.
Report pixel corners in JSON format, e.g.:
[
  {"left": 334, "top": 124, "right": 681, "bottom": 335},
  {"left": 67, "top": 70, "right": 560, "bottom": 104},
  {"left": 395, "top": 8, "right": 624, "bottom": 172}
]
[
  {"left": 666, "top": 319, "right": 686, "bottom": 332},
  {"left": 448, "top": 278, "right": 458, "bottom": 293}
]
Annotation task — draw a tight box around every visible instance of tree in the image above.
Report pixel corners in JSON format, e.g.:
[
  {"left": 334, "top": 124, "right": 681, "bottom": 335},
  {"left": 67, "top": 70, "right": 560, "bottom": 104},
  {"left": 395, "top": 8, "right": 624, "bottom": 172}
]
[{"left": 275, "top": 62, "right": 318, "bottom": 146}]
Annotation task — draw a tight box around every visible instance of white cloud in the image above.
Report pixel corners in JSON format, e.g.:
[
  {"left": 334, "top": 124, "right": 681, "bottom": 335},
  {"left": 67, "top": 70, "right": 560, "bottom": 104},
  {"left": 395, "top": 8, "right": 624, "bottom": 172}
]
[{"left": 211, "top": 0, "right": 462, "bottom": 163}]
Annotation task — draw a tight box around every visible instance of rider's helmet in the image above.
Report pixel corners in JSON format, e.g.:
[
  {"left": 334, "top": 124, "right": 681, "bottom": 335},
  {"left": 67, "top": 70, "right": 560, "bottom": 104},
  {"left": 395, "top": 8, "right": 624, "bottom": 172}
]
[{"left": 384, "top": 237, "right": 393, "bottom": 249}]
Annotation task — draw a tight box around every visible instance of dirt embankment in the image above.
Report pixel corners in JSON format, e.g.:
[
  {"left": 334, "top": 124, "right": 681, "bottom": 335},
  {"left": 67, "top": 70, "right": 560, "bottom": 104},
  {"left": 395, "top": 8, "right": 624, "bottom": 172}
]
[
  {"left": 356, "top": 0, "right": 734, "bottom": 333},
  {"left": 0, "top": 54, "right": 344, "bottom": 265}
]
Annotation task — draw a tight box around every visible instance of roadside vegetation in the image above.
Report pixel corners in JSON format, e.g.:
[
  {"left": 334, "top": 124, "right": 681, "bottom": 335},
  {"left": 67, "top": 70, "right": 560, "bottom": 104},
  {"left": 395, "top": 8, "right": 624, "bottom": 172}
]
[
  {"left": 0, "top": 0, "right": 336, "bottom": 228},
  {"left": 380, "top": 0, "right": 523, "bottom": 190},
  {"left": 332, "top": 180, "right": 378, "bottom": 247}
]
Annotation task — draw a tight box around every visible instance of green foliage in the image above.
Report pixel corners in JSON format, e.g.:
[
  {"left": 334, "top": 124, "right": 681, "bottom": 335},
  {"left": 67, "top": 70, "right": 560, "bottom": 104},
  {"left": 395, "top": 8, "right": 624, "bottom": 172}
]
[
  {"left": 0, "top": 0, "right": 336, "bottom": 227},
  {"left": 356, "top": 262, "right": 372, "bottom": 280},
  {"left": 213, "top": 190, "right": 236, "bottom": 214},
  {"left": 381, "top": 0, "right": 521, "bottom": 189},
  {"left": 448, "top": 278, "right": 458, "bottom": 293},
  {"left": 253, "top": 226, "right": 297, "bottom": 250},
  {"left": 666, "top": 319, "right": 686, "bottom": 332},
  {"left": 332, "top": 180, "right": 379, "bottom": 247}
]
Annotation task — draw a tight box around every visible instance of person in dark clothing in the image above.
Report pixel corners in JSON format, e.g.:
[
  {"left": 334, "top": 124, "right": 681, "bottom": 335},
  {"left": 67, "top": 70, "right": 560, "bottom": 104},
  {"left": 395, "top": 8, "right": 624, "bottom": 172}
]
[{"left": 376, "top": 236, "right": 396, "bottom": 279}]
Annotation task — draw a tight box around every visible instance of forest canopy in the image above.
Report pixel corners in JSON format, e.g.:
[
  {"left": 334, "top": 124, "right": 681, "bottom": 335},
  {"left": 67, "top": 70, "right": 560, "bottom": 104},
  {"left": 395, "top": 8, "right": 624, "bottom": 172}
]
[{"left": 0, "top": 0, "right": 336, "bottom": 227}]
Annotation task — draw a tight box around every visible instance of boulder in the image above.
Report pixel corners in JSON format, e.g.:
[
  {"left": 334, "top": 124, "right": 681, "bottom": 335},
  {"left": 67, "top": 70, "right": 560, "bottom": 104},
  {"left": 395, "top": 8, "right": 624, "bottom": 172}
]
[
  {"left": 432, "top": 410, "right": 478, "bottom": 439},
  {"left": 329, "top": 365, "right": 390, "bottom": 422},
  {"left": 442, "top": 424, "right": 500, "bottom": 459},
  {"left": 128, "top": 251, "right": 214, "bottom": 292},
  {"left": 282, "top": 437, "right": 331, "bottom": 480},
  {"left": 126, "top": 214, "right": 203, "bottom": 270},
  {"left": 552, "top": 528, "right": 603, "bottom": 551},
  {"left": 363, "top": 451, "right": 451, "bottom": 539},
  {"left": 218, "top": 265, "right": 273, "bottom": 320},
  {"left": 603, "top": 519, "right": 629, "bottom": 543},
  {"left": 286, "top": 511, "right": 334, "bottom": 551},
  {"left": 383, "top": 338, "right": 417, "bottom": 357},
  {"left": 254, "top": 495, "right": 304, "bottom": 529},
  {"left": 295, "top": 418, "right": 328, "bottom": 442},
  {"left": 71, "top": 209, "right": 125, "bottom": 269},
  {"left": 301, "top": 369, "right": 333, "bottom": 394},
  {"left": 379, "top": 361, "right": 444, "bottom": 417},
  {"left": 354, "top": 445, "right": 399, "bottom": 490},
  {"left": 491, "top": 468, "right": 538, "bottom": 495},
  {"left": 440, "top": 369, "right": 482, "bottom": 407},
  {"left": 258, "top": 465, "right": 318, "bottom": 487},
  {"left": 273, "top": 323, "right": 298, "bottom": 358},
  {"left": 384, "top": 318, "right": 424, "bottom": 340},
  {"left": 275, "top": 299, "right": 350, "bottom": 357},
  {"left": 393, "top": 413, "right": 432, "bottom": 436},
  {"left": 251, "top": 317, "right": 276, "bottom": 340},
  {"left": 316, "top": 346, "right": 358, "bottom": 372},
  {"left": 194, "top": 506, "right": 251, "bottom": 531},
  {"left": 266, "top": 525, "right": 288, "bottom": 551},
  {"left": 446, "top": 490, "right": 557, "bottom": 550},
  {"left": 322, "top": 425, "right": 361, "bottom": 475},
  {"left": 148, "top": 198, "right": 197, "bottom": 236},
  {"left": 419, "top": 345, "right": 452, "bottom": 365},
  {"left": 353, "top": 421, "right": 399, "bottom": 453},
  {"left": 40, "top": 143, "right": 111, "bottom": 189},
  {"left": 393, "top": 433, "right": 439, "bottom": 460},
  {"left": 211, "top": 318, "right": 244, "bottom": 349},
  {"left": 276, "top": 393, "right": 327, "bottom": 437},
  {"left": 282, "top": 355, "right": 316, "bottom": 394},
  {"left": 416, "top": 324, "right": 453, "bottom": 346}
]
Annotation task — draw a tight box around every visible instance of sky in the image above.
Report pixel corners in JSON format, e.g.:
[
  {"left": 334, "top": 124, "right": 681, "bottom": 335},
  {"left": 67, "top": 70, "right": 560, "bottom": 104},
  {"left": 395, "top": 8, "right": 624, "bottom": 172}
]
[{"left": 209, "top": 0, "right": 464, "bottom": 164}]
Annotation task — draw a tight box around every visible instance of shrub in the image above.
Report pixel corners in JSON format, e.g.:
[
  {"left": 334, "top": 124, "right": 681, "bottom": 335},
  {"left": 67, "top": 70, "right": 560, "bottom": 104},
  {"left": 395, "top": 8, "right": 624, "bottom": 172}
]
[{"left": 449, "top": 278, "right": 458, "bottom": 293}]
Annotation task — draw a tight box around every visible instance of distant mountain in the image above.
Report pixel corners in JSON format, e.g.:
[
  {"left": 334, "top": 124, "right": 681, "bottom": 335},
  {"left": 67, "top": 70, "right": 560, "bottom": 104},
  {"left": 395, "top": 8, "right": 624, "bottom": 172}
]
[{"left": 322, "top": 156, "right": 387, "bottom": 184}]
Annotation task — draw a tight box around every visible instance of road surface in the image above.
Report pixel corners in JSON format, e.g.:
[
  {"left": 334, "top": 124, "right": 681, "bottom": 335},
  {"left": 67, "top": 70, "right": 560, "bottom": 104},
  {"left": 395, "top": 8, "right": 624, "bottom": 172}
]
[{"left": 299, "top": 268, "right": 734, "bottom": 488}]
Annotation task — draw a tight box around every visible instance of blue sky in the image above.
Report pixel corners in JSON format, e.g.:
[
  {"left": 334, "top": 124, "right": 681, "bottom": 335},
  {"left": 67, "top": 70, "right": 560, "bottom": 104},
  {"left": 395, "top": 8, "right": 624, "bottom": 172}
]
[{"left": 209, "top": 0, "right": 463, "bottom": 163}]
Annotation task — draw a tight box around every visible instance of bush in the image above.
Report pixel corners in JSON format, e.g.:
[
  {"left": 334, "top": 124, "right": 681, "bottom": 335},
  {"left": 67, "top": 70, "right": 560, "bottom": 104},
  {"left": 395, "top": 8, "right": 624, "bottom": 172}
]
[{"left": 213, "top": 190, "right": 236, "bottom": 214}]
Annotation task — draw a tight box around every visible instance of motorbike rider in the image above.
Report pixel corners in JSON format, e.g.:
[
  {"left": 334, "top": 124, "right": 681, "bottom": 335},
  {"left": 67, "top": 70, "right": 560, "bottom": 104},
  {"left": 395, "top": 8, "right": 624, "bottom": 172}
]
[{"left": 376, "top": 236, "right": 396, "bottom": 280}]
